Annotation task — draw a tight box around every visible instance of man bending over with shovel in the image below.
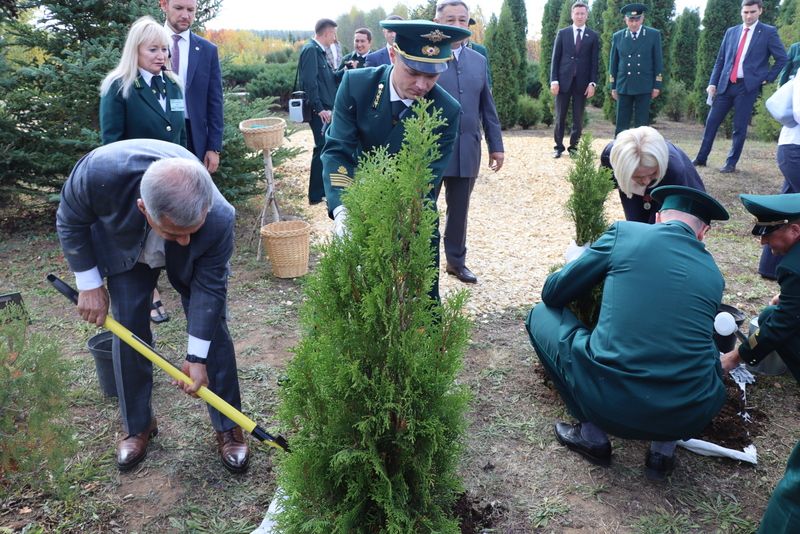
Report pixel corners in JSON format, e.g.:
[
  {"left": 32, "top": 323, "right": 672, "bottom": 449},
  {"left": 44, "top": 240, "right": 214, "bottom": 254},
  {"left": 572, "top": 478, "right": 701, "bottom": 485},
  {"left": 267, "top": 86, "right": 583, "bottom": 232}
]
[{"left": 56, "top": 139, "right": 249, "bottom": 473}]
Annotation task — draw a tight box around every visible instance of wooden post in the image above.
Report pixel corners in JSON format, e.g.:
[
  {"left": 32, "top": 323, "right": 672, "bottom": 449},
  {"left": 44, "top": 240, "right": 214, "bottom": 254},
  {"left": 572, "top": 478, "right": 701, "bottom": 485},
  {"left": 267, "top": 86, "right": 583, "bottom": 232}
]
[{"left": 257, "top": 149, "right": 281, "bottom": 261}]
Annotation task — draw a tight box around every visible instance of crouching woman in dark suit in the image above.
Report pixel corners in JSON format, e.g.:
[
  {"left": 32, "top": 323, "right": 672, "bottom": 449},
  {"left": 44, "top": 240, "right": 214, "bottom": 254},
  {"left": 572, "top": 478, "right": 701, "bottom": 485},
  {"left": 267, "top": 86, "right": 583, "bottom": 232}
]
[
  {"left": 99, "top": 16, "right": 187, "bottom": 324},
  {"left": 601, "top": 126, "right": 705, "bottom": 224}
]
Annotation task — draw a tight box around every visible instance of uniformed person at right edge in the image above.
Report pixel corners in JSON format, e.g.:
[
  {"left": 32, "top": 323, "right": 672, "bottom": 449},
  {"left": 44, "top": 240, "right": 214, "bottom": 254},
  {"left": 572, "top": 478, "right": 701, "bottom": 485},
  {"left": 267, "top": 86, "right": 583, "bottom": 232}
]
[
  {"left": 608, "top": 3, "right": 663, "bottom": 136},
  {"left": 721, "top": 194, "right": 800, "bottom": 383}
]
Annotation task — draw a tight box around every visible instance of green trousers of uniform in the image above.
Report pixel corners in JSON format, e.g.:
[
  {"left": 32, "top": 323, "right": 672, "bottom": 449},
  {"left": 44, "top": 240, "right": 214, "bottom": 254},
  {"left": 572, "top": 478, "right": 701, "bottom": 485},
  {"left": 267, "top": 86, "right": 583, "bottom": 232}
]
[
  {"left": 758, "top": 440, "right": 800, "bottom": 533},
  {"left": 615, "top": 93, "right": 651, "bottom": 136}
]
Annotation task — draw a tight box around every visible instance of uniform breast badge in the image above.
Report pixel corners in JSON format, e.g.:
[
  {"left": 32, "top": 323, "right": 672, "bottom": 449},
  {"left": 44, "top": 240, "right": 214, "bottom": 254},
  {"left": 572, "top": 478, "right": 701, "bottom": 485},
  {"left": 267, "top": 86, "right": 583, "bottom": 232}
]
[{"left": 372, "top": 83, "right": 384, "bottom": 110}]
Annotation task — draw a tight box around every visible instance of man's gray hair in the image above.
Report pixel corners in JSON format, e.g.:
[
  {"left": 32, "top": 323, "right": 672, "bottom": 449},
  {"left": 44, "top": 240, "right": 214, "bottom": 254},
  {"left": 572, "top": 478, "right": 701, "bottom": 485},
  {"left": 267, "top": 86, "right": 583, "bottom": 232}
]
[
  {"left": 436, "top": 0, "right": 470, "bottom": 14},
  {"left": 140, "top": 158, "right": 215, "bottom": 227}
]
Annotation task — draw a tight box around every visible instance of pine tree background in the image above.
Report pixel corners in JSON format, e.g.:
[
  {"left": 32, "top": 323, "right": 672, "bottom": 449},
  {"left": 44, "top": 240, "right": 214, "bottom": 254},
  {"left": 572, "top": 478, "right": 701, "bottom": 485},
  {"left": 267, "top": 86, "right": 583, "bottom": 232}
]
[
  {"left": 601, "top": 0, "right": 623, "bottom": 121},
  {"left": 506, "top": 0, "right": 529, "bottom": 95},
  {"left": 276, "top": 102, "right": 471, "bottom": 533},
  {"left": 486, "top": 4, "right": 521, "bottom": 128},
  {"left": 540, "top": 0, "right": 566, "bottom": 89},
  {"left": 670, "top": 8, "right": 701, "bottom": 92},
  {"left": 645, "top": 0, "right": 676, "bottom": 123},
  {"left": 590, "top": 0, "right": 609, "bottom": 110}
]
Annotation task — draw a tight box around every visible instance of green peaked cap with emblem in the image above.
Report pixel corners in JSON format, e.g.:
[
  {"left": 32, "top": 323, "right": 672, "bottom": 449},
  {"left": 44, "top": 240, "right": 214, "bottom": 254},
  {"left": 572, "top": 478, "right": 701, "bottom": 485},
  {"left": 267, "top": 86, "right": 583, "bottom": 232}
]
[
  {"left": 620, "top": 3, "right": 647, "bottom": 18},
  {"left": 651, "top": 185, "right": 729, "bottom": 224},
  {"left": 740, "top": 193, "right": 800, "bottom": 236},
  {"left": 380, "top": 19, "right": 471, "bottom": 74}
]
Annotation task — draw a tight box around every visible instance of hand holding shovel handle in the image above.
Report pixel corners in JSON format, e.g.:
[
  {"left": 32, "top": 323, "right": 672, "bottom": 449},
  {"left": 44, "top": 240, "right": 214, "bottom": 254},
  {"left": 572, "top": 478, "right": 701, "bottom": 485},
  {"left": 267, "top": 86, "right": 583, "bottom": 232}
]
[{"left": 47, "top": 274, "right": 289, "bottom": 452}]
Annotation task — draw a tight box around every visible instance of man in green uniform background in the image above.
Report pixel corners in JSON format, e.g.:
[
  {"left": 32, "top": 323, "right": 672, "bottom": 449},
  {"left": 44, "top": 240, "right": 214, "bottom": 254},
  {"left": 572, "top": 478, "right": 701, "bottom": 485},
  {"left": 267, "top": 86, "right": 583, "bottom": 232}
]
[
  {"left": 298, "top": 18, "right": 338, "bottom": 205},
  {"left": 526, "top": 186, "right": 728, "bottom": 481},
  {"left": 321, "top": 19, "right": 469, "bottom": 299},
  {"left": 609, "top": 3, "right": 663, "bottom": 136},
  {"left": 722, "top": 194, "right": 800, "bottom": 382}
]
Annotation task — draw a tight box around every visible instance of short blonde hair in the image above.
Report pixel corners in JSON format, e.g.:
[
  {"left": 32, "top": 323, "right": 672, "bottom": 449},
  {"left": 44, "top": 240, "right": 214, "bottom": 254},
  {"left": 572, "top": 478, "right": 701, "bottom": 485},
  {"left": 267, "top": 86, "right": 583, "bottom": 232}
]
[
  {"left": 100, "top": 16, "right": 181, "bottom": 99},
  {"left": 610, "top": 126, "right": 669, "bottom": 198}
]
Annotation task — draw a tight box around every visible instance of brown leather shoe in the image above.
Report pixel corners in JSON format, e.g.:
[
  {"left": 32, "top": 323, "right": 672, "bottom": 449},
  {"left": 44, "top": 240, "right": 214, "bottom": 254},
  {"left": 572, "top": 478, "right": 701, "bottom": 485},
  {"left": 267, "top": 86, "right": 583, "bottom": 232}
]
[
  {"left": 216, "top": 427, "right": 250, "bottom": 473},
  {"left": 117, "top": 418, "right": 158, "bottom": 471}
]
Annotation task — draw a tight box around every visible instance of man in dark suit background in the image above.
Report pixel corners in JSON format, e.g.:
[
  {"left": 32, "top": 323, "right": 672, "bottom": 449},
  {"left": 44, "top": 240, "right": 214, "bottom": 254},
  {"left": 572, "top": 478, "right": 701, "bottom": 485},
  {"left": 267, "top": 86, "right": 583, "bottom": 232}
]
[
  {"left": 550, "top": 1, "right": 599, "bottom": 158},
  {"left": 160, "top": 0, "right": 223, "bottom": 174},
  {"left": 56, "top": 139, "right": 249, "bottom": 474},
  {"left": 364, "top": 14, "right": 404, "bottom": 67},
  {"left": 693, "top": 0, "right": 787, "bottom": 173},
  {"left": 433, "top": 0, "right": 504, "bottom": 284},
  {"left": 298, "top": 18, "right": 339, "bottom": 204}
]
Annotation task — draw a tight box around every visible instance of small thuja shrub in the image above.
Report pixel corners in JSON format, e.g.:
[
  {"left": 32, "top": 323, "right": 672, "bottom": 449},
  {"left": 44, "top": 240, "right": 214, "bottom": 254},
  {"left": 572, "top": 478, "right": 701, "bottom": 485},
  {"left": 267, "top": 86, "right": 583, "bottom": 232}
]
[
  {"left": 564, "top": 134, "right": 614, "bottom": 325},
  {"left": 276, "top": 100, "right": 471, "bottom": 533},
  {"left": 0, "top": 305, "right": 75, "bottom": 492}
]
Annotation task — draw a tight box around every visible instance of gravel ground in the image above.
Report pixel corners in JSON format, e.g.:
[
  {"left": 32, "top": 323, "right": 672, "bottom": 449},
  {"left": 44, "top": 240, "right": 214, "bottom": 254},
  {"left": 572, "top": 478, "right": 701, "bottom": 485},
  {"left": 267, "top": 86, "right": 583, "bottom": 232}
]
[{"left": 277, "top": 127, "right": 624, "bottom": 315}]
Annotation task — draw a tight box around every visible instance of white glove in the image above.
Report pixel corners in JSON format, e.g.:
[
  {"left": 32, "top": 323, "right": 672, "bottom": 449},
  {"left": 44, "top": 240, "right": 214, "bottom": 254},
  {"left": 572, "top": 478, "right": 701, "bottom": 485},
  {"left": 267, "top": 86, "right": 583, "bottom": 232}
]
[
  {"left": 565, "top": 239, "right": 589, "bottom": 263},
  {"left": 332, "top": 206, "right": 348, "bottom": 238}
]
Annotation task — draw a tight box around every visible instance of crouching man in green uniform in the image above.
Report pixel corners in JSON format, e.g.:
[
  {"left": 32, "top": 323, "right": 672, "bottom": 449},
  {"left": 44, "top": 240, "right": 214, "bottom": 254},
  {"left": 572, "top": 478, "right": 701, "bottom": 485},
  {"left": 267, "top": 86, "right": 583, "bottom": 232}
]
[
  {"left": 720, "top": 193, "right": 800, "bottom": 532},
  {"left": 721, "top": 194, "right": 800, "bottom": 382},
  {"left": 321, "top": 20, "right": 469, "bottom": 299},
  {"left": 526, "top": 186, "right": 729, "bottom": 480}
]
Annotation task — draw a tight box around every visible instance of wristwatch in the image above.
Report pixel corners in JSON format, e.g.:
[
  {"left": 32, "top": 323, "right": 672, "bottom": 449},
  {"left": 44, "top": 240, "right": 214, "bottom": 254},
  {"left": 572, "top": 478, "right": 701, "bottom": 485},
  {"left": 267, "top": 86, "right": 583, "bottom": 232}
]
[{"left": 186, "top": 353, "right": 207, "bottom": 365}]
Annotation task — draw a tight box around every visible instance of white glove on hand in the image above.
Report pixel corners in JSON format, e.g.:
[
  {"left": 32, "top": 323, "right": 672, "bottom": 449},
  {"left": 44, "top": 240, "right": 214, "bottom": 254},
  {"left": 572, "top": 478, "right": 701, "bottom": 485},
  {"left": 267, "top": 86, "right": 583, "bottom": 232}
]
[
  {"left": 565, "top": 239, "right": 589, "bottom": 263},
  {"left": 332, "top": 206, "right": 348, "bottom": 238}
]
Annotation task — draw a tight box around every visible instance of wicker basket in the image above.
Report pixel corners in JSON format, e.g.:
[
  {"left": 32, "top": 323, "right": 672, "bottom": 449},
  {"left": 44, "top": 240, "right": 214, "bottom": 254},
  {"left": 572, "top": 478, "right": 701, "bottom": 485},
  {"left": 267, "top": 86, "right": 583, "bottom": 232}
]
[
  {"left": 239, "top": 117, "right": 286, "bottom": 150},
  {"left": 260, "top": 220, "right": 310, "bottom": 278}
]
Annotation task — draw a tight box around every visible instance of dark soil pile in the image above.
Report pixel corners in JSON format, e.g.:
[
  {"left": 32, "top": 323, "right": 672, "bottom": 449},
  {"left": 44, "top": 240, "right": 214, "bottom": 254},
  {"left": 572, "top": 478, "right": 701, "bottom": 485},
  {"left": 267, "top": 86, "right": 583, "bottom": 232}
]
[
  {"left": 454, "top": 492, "right": 505, "bottom": 534},
  {"left": 697, "top": 374, "right": 764, "bottom": 450}
]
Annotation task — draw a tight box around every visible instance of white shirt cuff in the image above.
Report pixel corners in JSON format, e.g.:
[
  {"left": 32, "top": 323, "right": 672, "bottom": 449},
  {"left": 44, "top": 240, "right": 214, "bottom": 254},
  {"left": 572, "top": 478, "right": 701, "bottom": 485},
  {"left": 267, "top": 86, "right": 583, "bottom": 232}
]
[
  {"left": 550, "top": 81, "right": 559, "bottom": 86},
  {"left": 187, "top": 336, "right": 211, "bottom": 360},
  {"left": 333, "top": 205, "right": 346, "bottom": 217},
  {"left": 74, "top": 267, "right": 103, "bottom": 291}
]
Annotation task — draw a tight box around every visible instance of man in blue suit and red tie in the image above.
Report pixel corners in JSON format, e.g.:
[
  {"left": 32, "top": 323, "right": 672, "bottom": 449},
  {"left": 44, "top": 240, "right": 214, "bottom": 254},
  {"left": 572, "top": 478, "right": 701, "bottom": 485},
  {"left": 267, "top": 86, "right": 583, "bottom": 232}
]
[
  {"left": 161, "top": 0, "right": 223, "bottom": 174},
  {"left": 693, "top": 0, "right": 786, "bottom": 173}
]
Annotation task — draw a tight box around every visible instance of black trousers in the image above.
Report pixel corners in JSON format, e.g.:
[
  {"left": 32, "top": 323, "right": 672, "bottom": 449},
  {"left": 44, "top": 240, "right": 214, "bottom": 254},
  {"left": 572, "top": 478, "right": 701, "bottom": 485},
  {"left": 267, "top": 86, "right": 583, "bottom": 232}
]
[
  {"left": 553, "top": 82, "right": 587, "bottom": 152},
  {"left": 435, "top": 175, "right": 477, "bottom": 268},
  {"left": 308, "top": 114, "right": 326, "bottom": 202}
]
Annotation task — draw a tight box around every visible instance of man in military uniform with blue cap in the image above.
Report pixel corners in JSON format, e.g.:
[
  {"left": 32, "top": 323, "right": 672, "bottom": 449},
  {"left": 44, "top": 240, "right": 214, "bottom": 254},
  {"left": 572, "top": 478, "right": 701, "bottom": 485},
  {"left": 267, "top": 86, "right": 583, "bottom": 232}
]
[
  {"left": 526, "top": 185, "right": 729, "bottom": 480},
  {"left": 721, "top": 195, "right": 800, "bottom": 533},
  {"left": 608, "top": 3, "right": 663, "bottom": 135},
  {"left": 321, "top": 19, "right": 470, "bottom": 298},
  {"left": 722, "top": 194, "right": 800, "bottom": 381}
]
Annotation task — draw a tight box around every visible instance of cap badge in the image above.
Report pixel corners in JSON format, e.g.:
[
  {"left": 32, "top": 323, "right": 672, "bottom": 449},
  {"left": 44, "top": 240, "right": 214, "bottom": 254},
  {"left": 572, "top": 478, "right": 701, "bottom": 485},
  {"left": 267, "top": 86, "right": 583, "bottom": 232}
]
[
  {"left": 421, "top": 45, "right": 440, "bottom": 57},
  {"left": 421, "top": 29, "right": 450, "bottom": 43}
]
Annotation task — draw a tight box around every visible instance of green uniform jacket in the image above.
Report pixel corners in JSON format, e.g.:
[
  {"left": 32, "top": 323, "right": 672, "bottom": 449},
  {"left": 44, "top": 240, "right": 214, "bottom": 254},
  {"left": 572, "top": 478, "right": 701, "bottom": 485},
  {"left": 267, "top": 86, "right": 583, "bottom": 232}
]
[
  {"left": 321, "top": 65, "right": 461, "bottom": 217},
  {"left": 609, "top": 26, "right": 663, "bottom": 94},
  {"left": 100, "top": 76, "right": 186, "bottom": 147},
  {"left": 541, "top": 220, "right": 726, "bottom": 440},
  {"left": 778, "top": 42, "right": 800, "bottom": 87},
  {"left": 298, "top": 39, "right": 337, "bottom": 115},
  {"left": 740, "top": 243, "right": 800, "bottom": 366},
  {"left": 334, "top": 50, "right": 369, "bottom": 83},
  {"left": 758, "top": 440, "right": 800, "bottom": 533}
]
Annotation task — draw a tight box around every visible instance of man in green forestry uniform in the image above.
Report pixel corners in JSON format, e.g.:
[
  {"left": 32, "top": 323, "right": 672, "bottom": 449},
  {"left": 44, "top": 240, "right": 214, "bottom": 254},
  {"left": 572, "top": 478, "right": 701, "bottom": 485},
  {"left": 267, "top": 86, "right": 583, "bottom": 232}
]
[
  {"left": 298, "top": 18, "right": 339, "bottom": 204},
  {"left": 335, "top": 27, "right": 373, "bottom": 81},
  {"left": 609, "top": 3, "right": 663, "bottom": 135},
  {"left": 526, "top": 186, "right": 729, "bottom": 481},
  {"left": 321, "top": 20, "right": 469, "bottom": 299},
  {"left": 722, "top": 194, "right": 800, "bottom": 382}
]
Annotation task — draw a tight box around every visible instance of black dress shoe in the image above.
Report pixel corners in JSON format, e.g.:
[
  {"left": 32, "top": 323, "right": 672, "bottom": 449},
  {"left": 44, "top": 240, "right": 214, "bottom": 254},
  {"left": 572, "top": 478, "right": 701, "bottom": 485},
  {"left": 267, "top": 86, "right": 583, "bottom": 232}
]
[
  {"left": 445, "top": 264, "right": 478, "bottom": 284},
  {"left": 691, "top": 158, "right": 706, "bottom": 166},
  {"left": 553, "top": 150, "right": 564, "bottom": 159},
  {"left": 719, "top": 165, "right": 736, "bottom": 173},
  {"left": 553, "top": 422, "right": 611, "bottom": 467},
  {"left": 645, "top": 450, "right": 676, "bottom": 481}
]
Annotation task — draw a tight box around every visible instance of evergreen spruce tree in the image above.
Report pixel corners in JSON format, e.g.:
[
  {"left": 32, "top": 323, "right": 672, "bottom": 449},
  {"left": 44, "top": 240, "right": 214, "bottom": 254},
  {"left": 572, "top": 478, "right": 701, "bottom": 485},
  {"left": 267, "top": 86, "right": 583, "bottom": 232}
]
[
  {"left": 778, "top": 0, "right": 797, "bottom": 30},
  {"left": 590, "top": 0, "right": 609, "bottom": 108},
  {"left": 276, "top": 101, "right": 471, "bottom": 533},
  {"left": 762, "top": 0, "right": 780, "bottom": 25},
  {"left": 694, "top": 0, "right": 742, "bottom": 122},
  {"left": 564, "top": 135, "right": 614, "bottom": 325},
  {"left": 486, "top": 5, "right": 521, "bottom": 128},
  {"left": 645, "top": 0, "right": 675, "bottom": 122},
  {"left": 506, "top": 0, "right": 529, "bottom": 94},
  {"left": 779, "top": 0, "right": 800, "bottom": 43},
  {"left": 670, "top": 8, "right": 701, "bottom": 91},
  {"left": 540, "top": 0, "right": 566, "bottom": 88},
  {"left": 558, "top": 0, "right": 574, "bottom": 30},
  {"left": 601, "top": 0, "right": 623, "bottom": 121}
]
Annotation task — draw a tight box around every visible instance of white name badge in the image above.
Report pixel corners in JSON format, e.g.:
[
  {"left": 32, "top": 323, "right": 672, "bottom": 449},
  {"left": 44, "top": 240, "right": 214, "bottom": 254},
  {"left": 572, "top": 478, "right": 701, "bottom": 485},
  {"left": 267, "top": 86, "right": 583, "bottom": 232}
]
[{"left": 170, "top": 99, "right": 186, "bottom": 112}]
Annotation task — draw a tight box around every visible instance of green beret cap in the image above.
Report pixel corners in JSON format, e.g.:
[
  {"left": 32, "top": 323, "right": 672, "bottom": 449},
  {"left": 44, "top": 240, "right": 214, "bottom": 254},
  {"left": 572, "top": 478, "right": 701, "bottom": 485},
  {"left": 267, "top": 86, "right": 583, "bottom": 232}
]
[
  {"left": 740, "top": 193, "right": 800, "bottom": 235},
  {"left": 651, "top": 185, "right": 729, "bottom": 224}
]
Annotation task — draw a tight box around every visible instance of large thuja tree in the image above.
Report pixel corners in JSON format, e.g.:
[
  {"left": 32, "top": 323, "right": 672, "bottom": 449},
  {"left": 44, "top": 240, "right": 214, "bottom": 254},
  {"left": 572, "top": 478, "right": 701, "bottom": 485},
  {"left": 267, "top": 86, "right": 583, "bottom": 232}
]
[
  {"left": 590, "top": 0, "right": 609, "bottom": 108},
  {"left": 601, "top": 0, "right": 623, "bottom": 121},
  {"left": 506, "top": 0, "right": 528, "bottom": 93},
  {"left": 0, "top": 1, "right": 219, "bottom": 206},
  {"left": 645, "top": 0, "right": 675, "bottom": 122},
  {"left": 276, "top": 101, "right": 471, "bottom": 533},
  {"left": 486, "top": 4, "right": 521, "bottom": 128},
  {"left": 694, "top": 0, "right": 742, "bottom": 122},
  {"left": 670, "top": 8, "right": 701, "bottom": 90},
  {"left": 540, "top": 0, "right": 566, "bottom": 88}
]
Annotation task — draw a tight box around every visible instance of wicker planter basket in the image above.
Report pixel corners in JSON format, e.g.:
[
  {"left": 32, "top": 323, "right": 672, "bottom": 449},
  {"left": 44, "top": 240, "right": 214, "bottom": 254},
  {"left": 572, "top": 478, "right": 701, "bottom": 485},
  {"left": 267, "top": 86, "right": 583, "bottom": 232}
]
[
  {"left": 260, "top": 220, "right": 310, "bottom": 278},
  {"left": 239, "top": 117, "right": 286, "bottom": 150}
]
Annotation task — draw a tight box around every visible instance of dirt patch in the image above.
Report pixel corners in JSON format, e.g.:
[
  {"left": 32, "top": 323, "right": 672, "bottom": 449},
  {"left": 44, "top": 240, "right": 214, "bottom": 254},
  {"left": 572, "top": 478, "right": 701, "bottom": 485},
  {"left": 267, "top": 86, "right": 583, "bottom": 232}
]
[
  {"left": 454, "top": 491, "right": 506, "bottom": 533},
  {"left": 699, "top": 374, "right": 765, "bottom": 450}
]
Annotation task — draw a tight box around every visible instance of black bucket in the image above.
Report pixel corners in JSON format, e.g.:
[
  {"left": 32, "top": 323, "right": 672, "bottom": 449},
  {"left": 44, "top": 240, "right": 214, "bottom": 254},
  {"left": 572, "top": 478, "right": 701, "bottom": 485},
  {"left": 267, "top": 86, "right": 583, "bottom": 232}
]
[
  {"left": 87, "top": 331, "right": 117, "bottom": 398},
  {"left": 713, "top": 304, "right": 746, "bottom": 353}
]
